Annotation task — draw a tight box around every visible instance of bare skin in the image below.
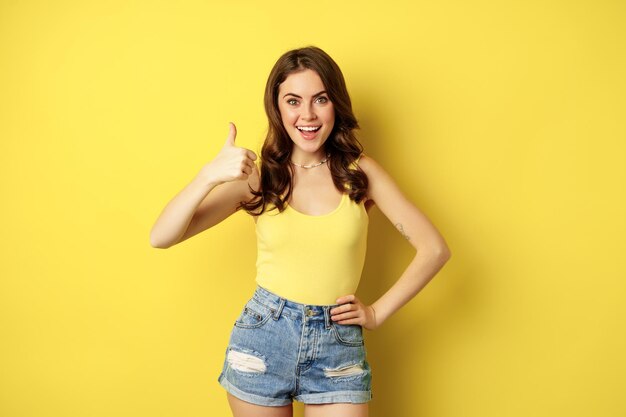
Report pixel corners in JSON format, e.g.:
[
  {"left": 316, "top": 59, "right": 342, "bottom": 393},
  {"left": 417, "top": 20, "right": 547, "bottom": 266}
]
[
  {"left": 151, "top": 70, "right": 450, "bottom": 417},
  {"left": 227, "top": 393, "right": 368, "bottom": 417},
  {"left": 227, "top": 393, "right": 293, "bottom": 417}
]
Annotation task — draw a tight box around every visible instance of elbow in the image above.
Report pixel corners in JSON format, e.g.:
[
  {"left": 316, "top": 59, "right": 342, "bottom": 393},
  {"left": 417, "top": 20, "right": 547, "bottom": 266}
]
[
  {"left": 150, "top": 237, "right": 166, "bottom": 249},
  {"left": 418, "top": 245, "right": 451, "bottom": 262},
  {"left": 438, "top": 246, "right": 451, "bottom": 261},
  {"left": 150, "top": 231, "right": 172, "bottom": 249}
]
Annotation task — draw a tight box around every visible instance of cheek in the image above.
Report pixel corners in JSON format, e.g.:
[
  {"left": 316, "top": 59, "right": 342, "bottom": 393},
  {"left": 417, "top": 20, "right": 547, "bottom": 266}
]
[
  {"left": 325, "top": 108, "right": 336, "bottom": 124},
  {"left": 279, "top": 107, "right": 296, "bottom": 124},
  {"left": 324, "top": 104, "right": 335, "bottom": 121}
]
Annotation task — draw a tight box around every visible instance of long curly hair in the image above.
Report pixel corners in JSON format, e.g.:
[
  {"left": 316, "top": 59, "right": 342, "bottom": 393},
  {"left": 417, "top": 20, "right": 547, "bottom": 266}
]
[{"left": 239, "top": 46, "right": 368, "bottom": 216}]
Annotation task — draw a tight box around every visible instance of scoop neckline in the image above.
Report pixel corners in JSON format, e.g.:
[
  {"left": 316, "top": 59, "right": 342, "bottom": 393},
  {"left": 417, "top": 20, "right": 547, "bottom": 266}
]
[{"left": 285, "top": 193, "right": 347, "bottom": 218}]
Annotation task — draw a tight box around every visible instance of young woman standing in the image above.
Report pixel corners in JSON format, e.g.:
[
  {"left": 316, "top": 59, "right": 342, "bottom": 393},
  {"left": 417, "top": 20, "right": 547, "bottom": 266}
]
[{"left": 150, "top": 46, "right": 451, "bottom": 417}]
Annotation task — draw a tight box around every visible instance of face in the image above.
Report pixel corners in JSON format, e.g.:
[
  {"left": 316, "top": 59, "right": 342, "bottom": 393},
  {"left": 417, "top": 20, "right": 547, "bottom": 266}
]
[{"left": 277, "top": 68, "right": 335, "bottom": 161}]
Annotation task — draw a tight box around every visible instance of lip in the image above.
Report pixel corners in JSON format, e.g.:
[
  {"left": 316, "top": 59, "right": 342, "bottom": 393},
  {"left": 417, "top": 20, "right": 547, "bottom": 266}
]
[{"left": 297, "top": 125, "right": 321, "bottom": 140}]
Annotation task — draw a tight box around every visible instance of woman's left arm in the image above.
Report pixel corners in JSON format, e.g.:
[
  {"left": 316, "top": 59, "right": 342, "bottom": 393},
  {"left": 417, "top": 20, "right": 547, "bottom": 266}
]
[{"left": 330, "top": 154, "right": 451, "bottom": 330}]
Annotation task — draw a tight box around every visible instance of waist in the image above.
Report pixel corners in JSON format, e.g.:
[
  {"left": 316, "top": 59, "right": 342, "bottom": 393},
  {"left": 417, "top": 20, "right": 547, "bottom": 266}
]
[{"left": 251, "top": 285, "right": 342, "bottom": 322}]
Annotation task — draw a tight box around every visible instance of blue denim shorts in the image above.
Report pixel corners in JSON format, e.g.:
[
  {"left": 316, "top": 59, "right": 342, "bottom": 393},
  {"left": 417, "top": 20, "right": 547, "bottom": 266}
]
[{"left": 217, "top": 285, "right": 372, "bottom": 406}]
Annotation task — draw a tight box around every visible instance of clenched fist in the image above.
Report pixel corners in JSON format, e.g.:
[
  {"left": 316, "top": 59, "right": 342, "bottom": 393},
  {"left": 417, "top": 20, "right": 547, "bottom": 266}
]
[{"left": 197, "top": 122, "right": 258, "bottom": 185}]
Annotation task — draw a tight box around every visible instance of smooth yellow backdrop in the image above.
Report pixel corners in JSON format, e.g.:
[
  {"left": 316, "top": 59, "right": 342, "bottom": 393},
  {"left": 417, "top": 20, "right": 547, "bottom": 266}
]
[{"left": 1, "top": 1, "right": 624, "bottom": 416}]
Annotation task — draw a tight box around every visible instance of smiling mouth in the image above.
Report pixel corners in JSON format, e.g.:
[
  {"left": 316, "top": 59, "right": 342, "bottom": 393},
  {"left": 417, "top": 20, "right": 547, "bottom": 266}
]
[
  {"left": 297, "top": 125, "right": 322, "bottom": 140},
  {"left": 297, "top": 126, "right": 321, "bottom": 132}
]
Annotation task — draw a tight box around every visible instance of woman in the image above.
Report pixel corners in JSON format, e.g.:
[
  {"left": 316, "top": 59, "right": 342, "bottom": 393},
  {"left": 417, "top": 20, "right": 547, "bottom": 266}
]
[{"left": 150, "top": 46, "right": 451, "bottom": 417}]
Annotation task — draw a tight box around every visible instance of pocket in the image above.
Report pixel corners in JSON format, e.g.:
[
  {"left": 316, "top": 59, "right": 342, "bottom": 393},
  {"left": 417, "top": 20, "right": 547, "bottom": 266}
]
[
  {"left": 234, "top": 297, "right": 275, "bottom": 329},
  {"left": 331, "top": 323, "right": 364, "bottom": 347}
]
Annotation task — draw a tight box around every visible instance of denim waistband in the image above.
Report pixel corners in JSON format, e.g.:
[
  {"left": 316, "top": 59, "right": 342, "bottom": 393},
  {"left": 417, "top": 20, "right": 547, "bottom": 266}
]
[{"left": 252, "top": 285, "right": 342, "bottom": 328}]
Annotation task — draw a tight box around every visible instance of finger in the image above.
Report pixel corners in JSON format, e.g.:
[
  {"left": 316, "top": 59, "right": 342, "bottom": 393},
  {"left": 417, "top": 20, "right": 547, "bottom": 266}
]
[
  {"left": 234, "top": 161, "right": 248, "bottom": 176},
  {"left": 246, "top": 149, "right": 257, "bottom": 161},
  {"left": 330, "top": 304, "right": 346, "bottom": 315},
  {"left": 332, "top": 311, "right": 357, "bottom": 321},
  {"left": 242, "top": 159, "right": 254, "bottom": 172},
  {"left": 336, "top": 317, "right": 361, "bottom": 325},
  {"left": 336, "top": 294, "right": 355, "bottom": 304},
  {"left": 224, "top": 122, "right": 237, "bottom": 146},
  {"left": 331, "top": 304, "right": 353, "bottom": 315}
]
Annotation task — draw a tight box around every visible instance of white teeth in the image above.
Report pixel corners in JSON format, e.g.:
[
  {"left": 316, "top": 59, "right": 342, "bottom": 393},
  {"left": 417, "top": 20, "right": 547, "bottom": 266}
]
[{"left": 297, "top": 126, "right": 321, "bottom": 132}]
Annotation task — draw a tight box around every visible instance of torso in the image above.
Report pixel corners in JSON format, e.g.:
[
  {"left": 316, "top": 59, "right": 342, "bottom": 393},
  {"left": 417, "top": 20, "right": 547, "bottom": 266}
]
[{"left": 252, "top": 163, "right": 374, "bottom": 224}]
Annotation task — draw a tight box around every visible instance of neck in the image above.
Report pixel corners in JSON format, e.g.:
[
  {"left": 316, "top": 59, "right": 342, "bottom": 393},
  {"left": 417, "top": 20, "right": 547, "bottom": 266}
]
[{"left": 290, "top": 150, "right": 327, "bottom": 166}]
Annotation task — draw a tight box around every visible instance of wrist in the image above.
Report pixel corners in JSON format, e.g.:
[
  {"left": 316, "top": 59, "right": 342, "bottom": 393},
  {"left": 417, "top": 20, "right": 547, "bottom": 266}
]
[
  {"left": 194, "top": 171, "right": 222, "bottom": 189},
  {"left": 369, "top": 305, "right": 378, "bottom": 328}
]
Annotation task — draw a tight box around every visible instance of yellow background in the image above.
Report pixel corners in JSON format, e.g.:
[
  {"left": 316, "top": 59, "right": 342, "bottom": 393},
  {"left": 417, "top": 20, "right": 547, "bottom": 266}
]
[{"left": 1, "top": 0, "right": 625, "bottom": 416}]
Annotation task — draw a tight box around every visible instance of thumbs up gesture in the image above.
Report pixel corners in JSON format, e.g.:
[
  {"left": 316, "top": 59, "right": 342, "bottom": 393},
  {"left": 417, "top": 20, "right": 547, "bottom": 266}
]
[{"left": 197, "top": 122, "right": 258, "bottom": 185}]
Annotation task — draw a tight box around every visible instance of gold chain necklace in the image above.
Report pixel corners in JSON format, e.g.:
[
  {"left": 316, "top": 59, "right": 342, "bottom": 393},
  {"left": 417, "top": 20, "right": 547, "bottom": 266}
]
[{"left": 290, "top": 154, "right": 330, "bottom": 169}]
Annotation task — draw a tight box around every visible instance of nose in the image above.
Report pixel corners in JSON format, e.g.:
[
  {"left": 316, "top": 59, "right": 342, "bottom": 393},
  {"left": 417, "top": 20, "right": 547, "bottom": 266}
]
[{"left": 301, "top": 102, "right": 317, "bottom": 121}]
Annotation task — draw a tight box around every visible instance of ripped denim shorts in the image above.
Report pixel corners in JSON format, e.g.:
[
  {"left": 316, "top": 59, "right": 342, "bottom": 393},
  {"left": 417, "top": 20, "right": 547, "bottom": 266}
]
[{"left": 217, "top": 285, "right": 372, "bottom": 406}]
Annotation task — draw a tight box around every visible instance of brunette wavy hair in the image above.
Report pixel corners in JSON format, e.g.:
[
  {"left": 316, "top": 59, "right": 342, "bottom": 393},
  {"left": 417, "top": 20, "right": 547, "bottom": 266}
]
[{"left": 239, "top": 46, "right": 368, "bottom": 216}]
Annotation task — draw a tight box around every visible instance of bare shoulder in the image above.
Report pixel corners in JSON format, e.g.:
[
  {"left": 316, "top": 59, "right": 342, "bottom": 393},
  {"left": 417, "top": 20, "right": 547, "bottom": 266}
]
[
  {"left": 355, "top": 153, "right": 386, "bottom": 203},
  {"left": 357, "top": 153, "right": 408, "bottom": 208},
  {"left": 356, "top": 154, "right": 450, "bottom": 253}
]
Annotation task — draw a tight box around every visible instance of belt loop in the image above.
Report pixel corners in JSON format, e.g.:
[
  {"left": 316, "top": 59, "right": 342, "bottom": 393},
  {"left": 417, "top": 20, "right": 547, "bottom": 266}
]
[
  {"left": 324, "top": 306, "right": 332, "bottom": 329},
  {"left": 273, "top": 297, "right": 286, "bottom": 320}
]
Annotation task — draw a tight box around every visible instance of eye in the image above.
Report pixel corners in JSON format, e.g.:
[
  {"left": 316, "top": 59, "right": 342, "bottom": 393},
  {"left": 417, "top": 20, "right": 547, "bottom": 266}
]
[
  {"left": 316, "top": 96, "right": 329, "bottom": 104},
  {"left": 287, "top": 99, "right": 298, "bottom": 105}
]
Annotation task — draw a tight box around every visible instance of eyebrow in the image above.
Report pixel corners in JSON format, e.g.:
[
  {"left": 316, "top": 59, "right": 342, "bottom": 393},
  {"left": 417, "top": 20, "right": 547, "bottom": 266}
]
[{"left": 282, "top": 90, "right": 327, "bottom": 99}]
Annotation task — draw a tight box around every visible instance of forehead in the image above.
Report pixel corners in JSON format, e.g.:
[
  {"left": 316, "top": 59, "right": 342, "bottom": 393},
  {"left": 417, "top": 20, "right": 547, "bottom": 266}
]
[{"left": 278, "top": 69, "right": 326, "bottom": 95}]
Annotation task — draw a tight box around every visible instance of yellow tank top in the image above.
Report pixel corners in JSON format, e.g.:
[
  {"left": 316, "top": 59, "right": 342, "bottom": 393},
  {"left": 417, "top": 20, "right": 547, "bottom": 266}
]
[{"left": 254, "top": 154, "right": 368, "bottom": 305}]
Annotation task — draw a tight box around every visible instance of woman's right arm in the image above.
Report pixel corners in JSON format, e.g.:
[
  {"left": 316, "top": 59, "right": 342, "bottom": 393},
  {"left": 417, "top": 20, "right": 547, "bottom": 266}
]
[{"left": 149, "top": 123, "right": 258, "bottom": 249}]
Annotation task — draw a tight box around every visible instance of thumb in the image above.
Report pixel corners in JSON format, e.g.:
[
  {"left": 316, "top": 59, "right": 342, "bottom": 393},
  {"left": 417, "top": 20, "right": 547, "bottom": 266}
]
[{"left": 224, "top": 122, "right": 237, "bottom": 147}]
